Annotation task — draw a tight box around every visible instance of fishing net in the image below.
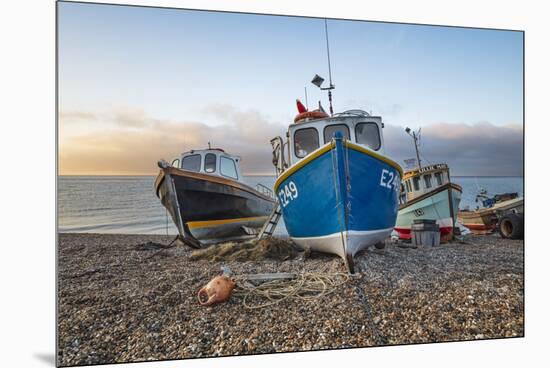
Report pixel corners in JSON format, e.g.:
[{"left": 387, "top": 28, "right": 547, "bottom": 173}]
[{"left": 190, "top": 237, "right": 301, "bottom": 262}]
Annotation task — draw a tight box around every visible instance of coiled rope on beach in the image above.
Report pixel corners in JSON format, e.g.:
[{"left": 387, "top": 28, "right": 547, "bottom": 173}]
[{"left": 232, "top": 272, "right": 350, "bottom": 309}]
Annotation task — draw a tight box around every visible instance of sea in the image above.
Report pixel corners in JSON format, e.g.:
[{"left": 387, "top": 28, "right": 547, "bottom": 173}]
[{"left": 58, "top": 176, "right": 524, "bottom": 236}]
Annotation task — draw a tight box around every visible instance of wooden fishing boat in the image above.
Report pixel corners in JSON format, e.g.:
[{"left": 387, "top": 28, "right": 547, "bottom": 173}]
[
  {"left": 154, "top": 148, "right": 275, "bottom": 248},
  {"left": 270, "top": 103, "right": 403, "bottom": 273},
  {"left": 394, "top": 128, "right": 462, "bottom": 242},
  {"left": 459, "top": 196, "right": 524, "bottom": 234},
  {"left": 395, "top": 163, "right": 462, "bottom": 242}
]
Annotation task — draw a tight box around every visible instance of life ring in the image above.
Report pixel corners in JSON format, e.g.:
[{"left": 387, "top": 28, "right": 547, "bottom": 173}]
[{"left": 294, "top": 110, "right": 329, "bottom": 123}]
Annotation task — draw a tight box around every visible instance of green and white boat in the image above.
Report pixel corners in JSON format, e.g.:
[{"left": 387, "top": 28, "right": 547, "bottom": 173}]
[{"left": 395, "top": 128, "right": 462, "bottom": 241}]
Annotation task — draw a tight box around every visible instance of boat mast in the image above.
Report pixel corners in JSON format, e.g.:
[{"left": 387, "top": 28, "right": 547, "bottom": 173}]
[
  {"left": 324, "top": 19, "right": 334, "bottom": 116},
  {"left": 311, "top": 19, "right": 335, "bottom": 115},
  {"left": 413, "top": 131, "right": 421, "bottom": 169},
  {"left": 405, "top": 127, "right": 422, "bottom": 169}
]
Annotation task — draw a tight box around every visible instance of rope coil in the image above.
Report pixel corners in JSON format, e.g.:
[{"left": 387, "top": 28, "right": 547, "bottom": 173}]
[{"left": 233, "top": 272, "right": 350, "bottom": 309}]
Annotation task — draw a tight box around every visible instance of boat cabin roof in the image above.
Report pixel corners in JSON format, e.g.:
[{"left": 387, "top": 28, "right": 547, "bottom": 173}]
[
  {"left": 400, "top": 163, "right": 451, "bottom": 203},
  {"left": 287, "top": 110, "right": 385, "bottom": 166},
  {"left": 403, "top": 163, "right": 449, "bottom": 181},
  {"left": 171, "top": 148, "right": 244, "bottom": 183}
]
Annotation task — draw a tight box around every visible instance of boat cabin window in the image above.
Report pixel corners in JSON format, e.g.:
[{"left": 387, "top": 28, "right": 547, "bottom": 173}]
[
  {"left": 355, "top": 122, "right": 381, "bottom": 151},
  {"left": 424, "top": 174, "right": 432, "bottom": 189},
  {"left": 294, "top": 127, "right": 319, "bottom": 158},
  {"left": 323, "top": 124, "right": 350, "bottom": 143},
  {"left": 204, "top": 153, "right": 216, "bottom": 173},
  {"left": 435, "top": 172, "right": 443, "bottom": 186},
  {"left": 171, "top": 158, "right": 180, "bottom": 168},
  {"left": 412, "top": 176, "right": 420, "bottom": 191},
  {"left": 405, "top": 180, "right": 412, "bottom": 193},
  {"left": 220, "top": 156, "right": 238, "bottom": 179},
  {"left": 181, "top": 154, "right": 201, "bottom": 172},
  {"left": 399, "top": 190, "right": 406, "bottom": 205}
]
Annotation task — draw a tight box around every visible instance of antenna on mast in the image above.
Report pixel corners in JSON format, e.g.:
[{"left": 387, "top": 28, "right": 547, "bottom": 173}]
[
  {"left": 324, "top": 18, "right": 333, "bottom": 88},
  {"left": 311, "top": 18, "right": 335, "bottom": 116},
  {"left": 304, "top": 86, "right": 309, "bottom": 110}
]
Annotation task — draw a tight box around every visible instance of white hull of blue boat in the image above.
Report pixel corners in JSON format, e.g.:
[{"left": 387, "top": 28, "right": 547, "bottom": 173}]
[{"left": 291, "top": 227, "right": 394, "bottom": 259}]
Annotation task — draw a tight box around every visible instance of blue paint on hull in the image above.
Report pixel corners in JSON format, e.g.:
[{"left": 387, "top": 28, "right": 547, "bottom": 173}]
[{"left": 276, "top": 136, "right": 401, "bottom": 254}]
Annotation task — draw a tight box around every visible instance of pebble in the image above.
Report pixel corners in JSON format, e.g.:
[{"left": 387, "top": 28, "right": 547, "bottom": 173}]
[{"left": 57, "top": 233, "right": 524, "bottom": 366}]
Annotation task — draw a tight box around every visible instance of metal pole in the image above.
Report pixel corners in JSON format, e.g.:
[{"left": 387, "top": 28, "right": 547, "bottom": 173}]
[
  {"left": 304, "top": 86, "right": 309, "bottom": 110},
  {"left": 328, "top": 90, "right": 334, "bottom": 116},
  {"left": 413, "top": 132, "right": 422, "bottom": 169},
  {"left": 447, "top": 168, "right": 455, "bottom": 241},
  {"left": 324, "top": 18, "right": 334, "bottom": 116},
  {"left": 325, "top": 19, "right": 333, "bottom": 87}
]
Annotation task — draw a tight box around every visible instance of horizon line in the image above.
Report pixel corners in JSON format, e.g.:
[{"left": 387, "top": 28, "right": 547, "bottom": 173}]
[{"left": 58, "top": 174, "right": 524, "bottom": 178}]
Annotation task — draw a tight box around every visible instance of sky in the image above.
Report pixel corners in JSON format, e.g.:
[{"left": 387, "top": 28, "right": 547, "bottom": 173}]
[{"left": 58, "top": 1, "right": 524, "bottom": 176}]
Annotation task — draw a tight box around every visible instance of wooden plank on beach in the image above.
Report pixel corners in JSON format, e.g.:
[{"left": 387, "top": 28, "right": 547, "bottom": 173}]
[{"left": 240, "top": 272, "right": 296, "bottom": 282}]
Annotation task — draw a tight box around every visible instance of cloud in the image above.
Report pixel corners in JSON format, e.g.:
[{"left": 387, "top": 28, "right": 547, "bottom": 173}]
[
  {"left": 59, "top": 106, "right": 523, "bottom": 176},
  {"left": 59, "top": 106, "right": 286, "bottom": 175},
  {"left": 383, "top": 122, "right": 523, "bottom": 176},
  {"left": 59, "top": 111, "right": 98, "bottom": 121}
]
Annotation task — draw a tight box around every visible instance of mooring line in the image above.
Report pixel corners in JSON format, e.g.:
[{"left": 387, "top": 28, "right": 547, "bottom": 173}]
[
  {"left": 354, "top": 261, "right": 384, "bottom": 346},
  {"left": 165, "top": 207, "right": 169, "bottom": 237}
]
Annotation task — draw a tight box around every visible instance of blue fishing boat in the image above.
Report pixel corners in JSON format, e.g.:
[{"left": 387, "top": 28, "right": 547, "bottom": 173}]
[
  {"left": 266, "top": 19, "right": 402, "bottom": 272},
  {"left": 270, "top": 106, "right": 403, "bottom": 272}
]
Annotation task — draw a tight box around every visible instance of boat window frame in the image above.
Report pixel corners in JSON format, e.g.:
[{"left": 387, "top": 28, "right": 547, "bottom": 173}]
[
  {"left": 171, "top": 158, "right": 180, "bottom": 168},
  {"left": 412, "top": 176, "right": 420, "bottom": 191},
  {"left": 181, "top": 154, "right": 202, "bottom": 172},
  {"left": 204, "top": 153, "right": 217, "bottom": 173},
  {"left": 405, "top": 180, "right": 412, "bottom": 193},
  {"left": 294, "top": 127, "right": 320, "bottom": 158},
  {"left": 323, "top": 123, "right": 350, "bottom": 144},
  {"left": 399, "top": 191, "right": 406, "bottom": 205},
  {"left": 424, "top": 174, "right": 432, "bottom": 189},
  {"left": 355, "top": 122, "right": 381, "bottom": 151},
  {"left": 219, "top": 156, "right": 239, "bottom": 180},
  {"left": 434, "top": 172, "right": 443, "bottom": 186}
]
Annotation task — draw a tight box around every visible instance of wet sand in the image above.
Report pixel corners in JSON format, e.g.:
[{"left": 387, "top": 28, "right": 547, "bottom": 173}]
[{"left": 57, "top": 233, "right": 524, "bottom": 366}]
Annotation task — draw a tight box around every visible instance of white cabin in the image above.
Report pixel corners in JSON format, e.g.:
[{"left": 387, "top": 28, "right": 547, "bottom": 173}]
[
  {"left": 171, "top": 148, "right": 244, "bottom": 183},
  {"left": 285, "top": 110, "right": 385, "bottom": 167},
  {"left": 400, "top": 163, "right": 451, "bottom": 203}
]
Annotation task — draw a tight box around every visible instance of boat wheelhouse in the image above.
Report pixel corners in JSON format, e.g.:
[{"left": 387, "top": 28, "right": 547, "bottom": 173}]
[
  {"left": 395, "top": 161, "right": 462, "bottom": 241},
  {"left": 271, "top": 107, "right": 403, "bottom": 273},
  {"left": 171, "top": 149, "right": 242, "bottom": 179},
  {"left": 154, "top": 148, "right": 275, "bottom": 247},
  {"left": 285, "top": 110, "right": 385, "bottom": 166}
]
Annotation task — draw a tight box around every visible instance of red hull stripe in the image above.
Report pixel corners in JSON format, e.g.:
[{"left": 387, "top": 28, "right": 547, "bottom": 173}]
[{"left": 395, "top": 226, "right": 453, "bottom": 240}]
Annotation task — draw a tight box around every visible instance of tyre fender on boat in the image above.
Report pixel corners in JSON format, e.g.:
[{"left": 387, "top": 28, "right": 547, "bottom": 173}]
[{"left": 498, "top": 213, "right": 524, "bottom": 240}]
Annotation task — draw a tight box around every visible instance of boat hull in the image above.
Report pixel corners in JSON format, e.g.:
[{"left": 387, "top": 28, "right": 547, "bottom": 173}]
[
  {"left": 275, "top": 136, "right": 402, "bottom": 271},
  {"left": 458, "top": 197, "right": 524, "bottom": 234},
  {"left": 458, "top": 209, "right": 496, "bottom": 234},
  {"left": 395, "top": 183, "right": 462, "bottom": 241},
  {"left": 155, "top": 167, "right": 275, "bottom": 244}
]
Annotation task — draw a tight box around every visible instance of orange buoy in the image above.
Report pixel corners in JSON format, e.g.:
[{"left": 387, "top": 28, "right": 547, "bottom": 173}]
[
  {"left": 197, "top": 275, "right": 236, "bottom": 306},
  {"left": 294, "top": 110, "right": 329, "bottom": 123}
]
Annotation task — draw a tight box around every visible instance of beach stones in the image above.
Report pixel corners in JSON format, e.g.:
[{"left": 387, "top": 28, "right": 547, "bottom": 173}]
[{"left": 57, "top": 233, "right": 524, "bottom": 366}]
